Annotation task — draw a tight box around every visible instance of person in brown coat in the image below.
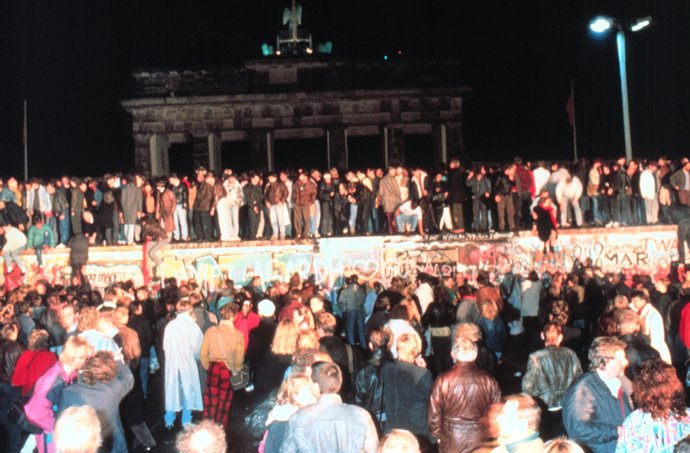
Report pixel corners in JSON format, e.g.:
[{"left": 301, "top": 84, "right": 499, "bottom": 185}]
[
  {"left": 427, "top": 338, "right": 501, "bottom": 453},
  {"left": 292, "top": 171, "right": 317, "bottom": 239},
  {"left": 156, "top": 180, "right": 177, "bottom": 238},
  {"left": 142, "top": 218, "right": 169, "bottom": 277}
]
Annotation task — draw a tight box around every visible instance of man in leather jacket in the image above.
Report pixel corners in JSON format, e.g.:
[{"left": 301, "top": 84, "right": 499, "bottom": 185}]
[
  {"left": 352, "top": 329, "right": 393, "bottom": 427},
  {"left": 169, "top": 173, "right": 189, "bottom": 241},
  {"left": 427, "top": 338, "right": 501, "bottom": 453}
]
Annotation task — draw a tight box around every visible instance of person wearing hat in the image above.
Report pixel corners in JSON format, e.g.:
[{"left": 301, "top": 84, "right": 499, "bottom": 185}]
[{"left": 247, "top": 299, "right": 276, "bottom": 385}]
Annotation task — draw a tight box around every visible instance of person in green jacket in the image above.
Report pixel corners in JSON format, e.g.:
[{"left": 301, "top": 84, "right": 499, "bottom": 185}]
[{"left": 27, "top": 214, "right": 55, "bottom": 266}]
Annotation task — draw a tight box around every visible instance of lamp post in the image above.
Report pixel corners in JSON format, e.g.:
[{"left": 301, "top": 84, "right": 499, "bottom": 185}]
[{"left": 589, "top": 16, "right": 651, "bottom": 162}]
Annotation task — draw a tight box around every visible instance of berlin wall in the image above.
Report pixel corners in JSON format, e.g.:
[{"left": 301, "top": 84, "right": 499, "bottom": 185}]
[{"left": 1, "top": 225, "right": 679, "bottom": 293}]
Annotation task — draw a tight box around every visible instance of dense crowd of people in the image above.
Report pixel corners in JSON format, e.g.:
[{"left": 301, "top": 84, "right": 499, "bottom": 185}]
[
  {"left": 2, "top": 155, "right": 690, "bottom": 254},
  {"left": 3, "top": 249, "right": 690, "bottom": 452}
]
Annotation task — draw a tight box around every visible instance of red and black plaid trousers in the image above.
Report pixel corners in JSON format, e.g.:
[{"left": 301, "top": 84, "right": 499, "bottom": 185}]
[{"left": 203, "top": 361, "right": 234, "bottom": 425}]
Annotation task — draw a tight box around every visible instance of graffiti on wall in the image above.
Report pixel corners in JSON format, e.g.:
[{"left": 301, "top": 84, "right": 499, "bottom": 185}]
[{"left": 0, "top": 227, "right": 680, "bottom": 291}]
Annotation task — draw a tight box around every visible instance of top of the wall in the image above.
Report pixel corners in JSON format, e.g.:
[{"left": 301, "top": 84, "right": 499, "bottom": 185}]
[{"left": 127, "top": 58, "right": 470, "bottom": 99}]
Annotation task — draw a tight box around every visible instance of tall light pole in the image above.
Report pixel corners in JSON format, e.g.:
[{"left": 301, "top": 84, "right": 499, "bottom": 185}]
[{"left": 589, "top": 16, "right": 651, "bottom": 162}]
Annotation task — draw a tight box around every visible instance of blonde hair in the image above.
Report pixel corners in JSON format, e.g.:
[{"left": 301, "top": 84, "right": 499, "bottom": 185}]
[
  {"left": 77, "top": 306, "right": 99, "bottom": 332},
  {"left": 479, "top": 299, "right": 498, "bottom": 321},
  {"left": 293, "top": 305, "right": 315, "bottom": 331},
  {"left": 396, "top": 332, "right": 421, "bottom": 363},
  {"left": 54, "top": 406, "right": 102, "bottom": 453},
  {"left": 112, "top": 307, "right": 129, "bottom": 328},
  {"left": 276, "top": 373, "right": 320, "bottom": 406},
  {"left": 271, "top": 319, "right": 300, "bottom": 356},
  {"left": 377, "top": 429, "right": 420, "bottom": 453},
  {"left": 400, "top": 298, "right": 421, "bottom": 324},
  {"left": 296, "top": 331, "right": 320, "bottom": 350},
  {"left": 176, "top": 420, "right": 226, "bottom": 453},
  {"left": 59, "top": 336, "right": 93, "bottom": 370},
  {"left": 455, "top": 322, "right": 482, "bottom": 343}
]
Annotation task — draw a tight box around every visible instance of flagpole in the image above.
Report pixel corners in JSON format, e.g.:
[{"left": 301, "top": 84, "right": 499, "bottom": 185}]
[
  {"left": 570, "top": 79, "right": 578, "bottom": 162},
  {"left": 23, "top": 99, "right": 28, "bottom": 180}
]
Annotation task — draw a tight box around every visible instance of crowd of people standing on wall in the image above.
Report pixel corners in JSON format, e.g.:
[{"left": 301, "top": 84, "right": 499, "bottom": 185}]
[
  {"left": 2, "top": 155, "right": 690, "bottom": 256},
  {"left": 4, "top": 250, "right": 690, "bottom": 452}
]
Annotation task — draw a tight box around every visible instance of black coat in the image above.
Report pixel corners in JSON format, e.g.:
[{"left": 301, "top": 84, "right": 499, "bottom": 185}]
[
  {"left": 382, "top": 360, "right": 434, "bottom": 440},
  {"left": 247, "top": 318, "right": 276, "bottom": 371},
  {"left": 128, "top": 314, "right": 154, "bottom": 359},
  {"left": 67, "top": 234, "right": 89, "bottom": 267},
  {"left": 352, "top": 349, "right": 392, "bottom": 417},
  {"left": 0, "top": 202, "right": 29, "bottom": 228},
  {"left": 447, "top": 168, "right": 467, "bottom": 203}
]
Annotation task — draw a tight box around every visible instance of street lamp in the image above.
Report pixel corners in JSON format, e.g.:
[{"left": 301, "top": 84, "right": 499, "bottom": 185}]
[{"left": 589, "top": 15, "right": 652, "bottom": 162}]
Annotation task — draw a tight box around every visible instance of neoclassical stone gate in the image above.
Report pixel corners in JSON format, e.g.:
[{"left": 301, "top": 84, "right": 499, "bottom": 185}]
[{"left": 121, "top": 58, "right": 470, "bottom": 175}]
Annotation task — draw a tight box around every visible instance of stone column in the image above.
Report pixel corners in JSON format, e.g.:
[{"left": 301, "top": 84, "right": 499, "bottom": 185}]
[
  {"left": 208, "top": 132, "right": 222, "bottom": 173},
  {"left": 387, "top": 126, "right": 405, "bottom": 166},
  {"left": 249, "top": 129, "right": 271, "bottom": 171},
  {"left": 327, "top": 126, "right": 347, "bottom": 169},
  {"left": 433, "top": 123, "right": 448, "bottom": 165},
  {"left": 134, "top": 134, "right": 152, "bottom": 175},
  {"left": 446, "top": 122, "right": 464, "bottom": 158},
  {"left": 191, "top": 136, "right": 210, "bottom": 170},
  {"left": 150, "top": 134, "right": 170, "bottom": 176}
]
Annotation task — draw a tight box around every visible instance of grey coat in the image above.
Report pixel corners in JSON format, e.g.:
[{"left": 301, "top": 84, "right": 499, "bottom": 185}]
[
  {"left": 120, "top": 184, "right": 143, "bottom": 224},
  {"left": 378, "top": 175, "right": 402, "bottom": 213},
  {"left": 280, "top": 394, "right": 378, "bottom": 453},
  {"left": 58, "top": 363, "right": 134, "bottom": 453}
]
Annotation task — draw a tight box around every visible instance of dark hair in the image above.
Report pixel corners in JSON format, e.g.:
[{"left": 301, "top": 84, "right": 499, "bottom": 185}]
[
  {"left": 675, "top": 436, "right": 690, "bottom": 453},
  {"left": 390, "top": 304, "right": 409, "bottom": 321},
  {"left": 82, "top": 351, "right": 117, "bottom": 385},
  {"left": 595, "top": 312, "right": 620, "bottom": 337},
  {"left": 368, "top": 329, "right": 390, "bottom": 351},
  {"left": 630, "top": 290, "right": 650, "bottom": 305},
  {"left": 315, "top": 312, "right": 336, "bottom": 335},
  {"left": 633, "top": 359, "right": 686, "bottom": 421},
  {"left": 0, "top": 340, "right": 22, "bottom": 381},
  {"left": 219, "top": 302, "right": 239, "bottom": 320},
  {"left": 373, "top": 296, "right": 391, "bottom": 313}
]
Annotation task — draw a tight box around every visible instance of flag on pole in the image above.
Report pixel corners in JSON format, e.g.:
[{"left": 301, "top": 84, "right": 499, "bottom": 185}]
[{"left": 565, "top": 87, "right": 575, "bottom": 127}]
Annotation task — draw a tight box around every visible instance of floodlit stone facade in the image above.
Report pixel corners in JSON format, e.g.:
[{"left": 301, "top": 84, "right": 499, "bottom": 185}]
[{"left": 121, "top": 58, "right": 470, "bottom": 175}]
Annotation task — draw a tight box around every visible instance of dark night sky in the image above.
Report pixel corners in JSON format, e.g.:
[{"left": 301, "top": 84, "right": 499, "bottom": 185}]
[{"left": 0, "top": 0, "right": 687, "bottom": 177}]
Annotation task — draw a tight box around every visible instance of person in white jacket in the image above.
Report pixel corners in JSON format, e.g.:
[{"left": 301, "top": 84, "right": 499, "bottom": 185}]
[
  {"left": 0, "top": 224, "right": 28, "bottom": 273},
  {"left": 555, "top": 171, "right": 583, "bottom": 228},
  {"left": 223, "top": 174, "right": 244, "bottom": 241},
  {"left": 639, "top": 161, "right": 659, "bottom": 224}
]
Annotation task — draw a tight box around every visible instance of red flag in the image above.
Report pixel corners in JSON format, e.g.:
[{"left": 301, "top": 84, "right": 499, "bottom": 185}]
[{"left": 565, "top": 88, "right": 575, "bottom": 127}]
